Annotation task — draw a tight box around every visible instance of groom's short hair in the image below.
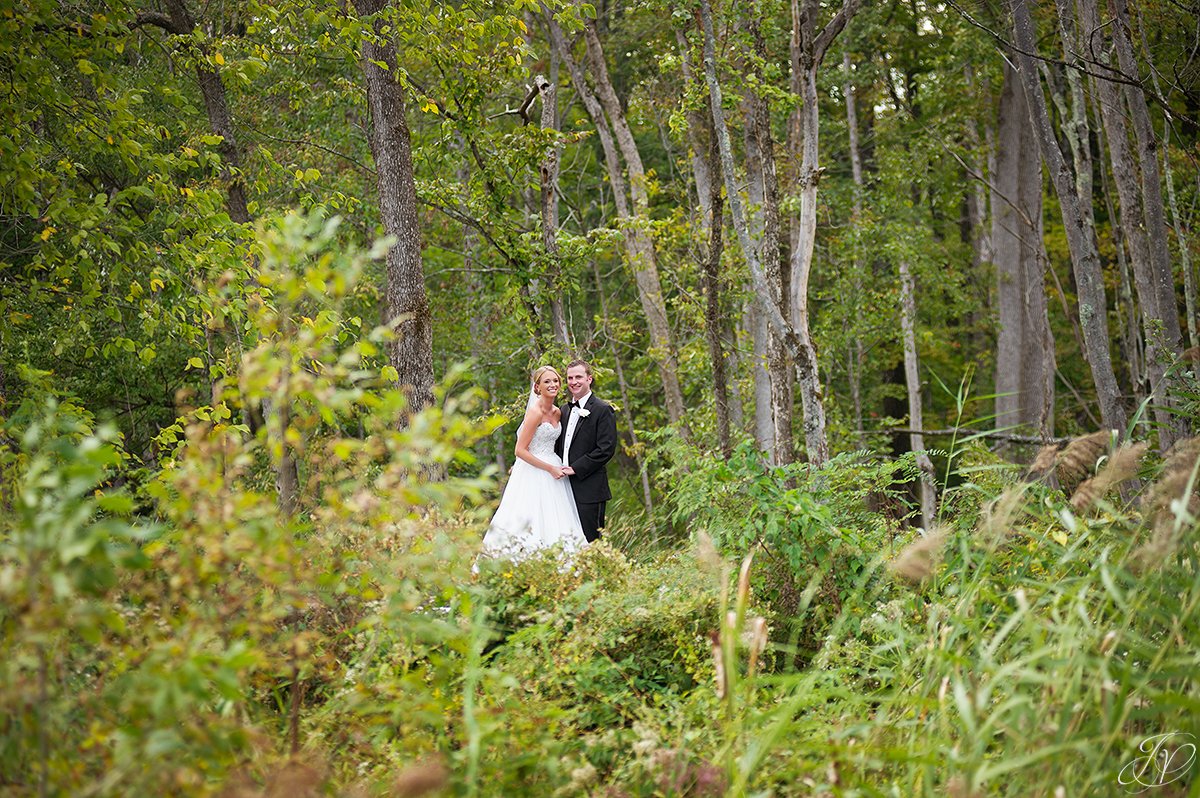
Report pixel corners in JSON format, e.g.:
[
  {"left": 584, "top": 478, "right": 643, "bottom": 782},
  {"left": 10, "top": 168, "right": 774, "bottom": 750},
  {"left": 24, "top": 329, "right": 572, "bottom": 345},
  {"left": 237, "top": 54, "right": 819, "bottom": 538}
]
[{"left": 567, "top": 359, "right": 593, "bottom": 379}]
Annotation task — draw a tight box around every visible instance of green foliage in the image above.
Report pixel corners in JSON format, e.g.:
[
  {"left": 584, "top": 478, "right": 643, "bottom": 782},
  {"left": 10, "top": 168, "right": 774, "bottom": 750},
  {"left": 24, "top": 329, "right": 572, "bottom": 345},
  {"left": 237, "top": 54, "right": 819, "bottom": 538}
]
[
  {"left": 2, "top": 0, "right": 1198, "bottom": 792},
  {"left": 482, "top": 546, "right": 715, "bottom": 724},
  {"left": 0, "top": 213, "right": 501, "bottom": 795},
  {"left": 661, "top": 439, "right": 919, "bottom": 633}
]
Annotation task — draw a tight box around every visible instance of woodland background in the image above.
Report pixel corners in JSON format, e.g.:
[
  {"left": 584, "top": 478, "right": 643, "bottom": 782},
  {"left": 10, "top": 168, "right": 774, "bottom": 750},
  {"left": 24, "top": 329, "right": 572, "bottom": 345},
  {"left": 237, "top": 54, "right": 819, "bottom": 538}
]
[{"left": 2, "top": 0, "right": 1200, "bottom": 795}]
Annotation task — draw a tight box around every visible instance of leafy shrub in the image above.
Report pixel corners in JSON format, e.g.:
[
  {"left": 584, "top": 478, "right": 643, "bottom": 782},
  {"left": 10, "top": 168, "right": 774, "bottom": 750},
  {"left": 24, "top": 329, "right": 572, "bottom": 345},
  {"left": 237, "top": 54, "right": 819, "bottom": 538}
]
[
  {"left": 660, "top": 440, "right": 921, "bottom": 657},
  {"left": 479, "top": 547, "right": 718, "bottom": 726},
  {"left": 0, "top": 212, "right": 501, "bottom": 795},
  {"left": 468, "top": 543, "right": 778, "bottom": 793}
]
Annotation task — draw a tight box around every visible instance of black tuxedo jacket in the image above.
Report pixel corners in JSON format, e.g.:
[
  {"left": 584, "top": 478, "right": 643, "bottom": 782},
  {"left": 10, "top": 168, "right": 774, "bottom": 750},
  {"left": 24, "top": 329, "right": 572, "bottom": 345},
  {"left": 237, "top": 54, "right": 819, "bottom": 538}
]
[{"left": 555, "top": 394, "right": 617, "bottom": 504}]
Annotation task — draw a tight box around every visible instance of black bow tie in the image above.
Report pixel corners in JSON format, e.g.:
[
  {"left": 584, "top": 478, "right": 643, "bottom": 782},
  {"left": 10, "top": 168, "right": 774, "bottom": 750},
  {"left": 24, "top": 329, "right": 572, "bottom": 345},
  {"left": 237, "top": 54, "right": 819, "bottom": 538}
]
[{"left": 569, "top": 401, "right": 579, "bottom": 408}]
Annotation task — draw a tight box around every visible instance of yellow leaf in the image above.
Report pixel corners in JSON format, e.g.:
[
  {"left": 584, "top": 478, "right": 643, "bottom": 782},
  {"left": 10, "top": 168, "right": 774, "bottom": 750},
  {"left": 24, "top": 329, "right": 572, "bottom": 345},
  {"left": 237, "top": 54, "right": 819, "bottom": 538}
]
[
  {"left": 517, "top": 18, "right": 527, "bottom": 33},
  {"left": 294, "top": 169, "right": 305, "bottom": 179},
  {"left": 40, "top": 227, "right": 56, "bottom": 241},
  {"left": 106, "top": 135, "right": 114, "bottom": 145},
  {"left": 421, "top": 99, "right": 440, "bottom": 114},
  {"left": 150, "top": 278, "right": 164, "bottom": 292},
  {"left": 214, "top": 52, "right": 225, "bottom": 65}
]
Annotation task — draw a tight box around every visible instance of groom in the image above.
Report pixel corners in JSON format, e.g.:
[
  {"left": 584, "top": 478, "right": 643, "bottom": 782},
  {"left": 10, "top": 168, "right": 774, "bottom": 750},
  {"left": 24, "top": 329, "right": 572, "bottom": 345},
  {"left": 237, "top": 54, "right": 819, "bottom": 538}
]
[{"left": 556, "top": 359, "right": 617, "bottom": 543}]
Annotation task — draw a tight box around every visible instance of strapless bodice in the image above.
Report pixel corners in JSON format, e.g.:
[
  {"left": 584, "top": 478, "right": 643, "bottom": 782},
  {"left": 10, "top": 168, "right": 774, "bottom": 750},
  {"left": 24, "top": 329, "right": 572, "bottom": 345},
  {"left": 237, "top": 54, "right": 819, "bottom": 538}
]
[{"left": 528, "top": 421, "right": 561, "bottom": 458}]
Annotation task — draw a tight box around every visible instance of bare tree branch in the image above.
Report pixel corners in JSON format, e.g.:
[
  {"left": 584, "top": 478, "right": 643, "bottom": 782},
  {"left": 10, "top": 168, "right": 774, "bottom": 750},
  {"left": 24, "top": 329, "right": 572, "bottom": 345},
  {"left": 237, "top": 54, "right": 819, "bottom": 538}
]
[
  {"left": 131, "top": 11, "right": 187, "bottom": 34},
  {"left": 945, "top": 0, "right": 1179, "bottom": 112},
  {"left": 812, "top": 0, "right": 859, "bottom": 67}
]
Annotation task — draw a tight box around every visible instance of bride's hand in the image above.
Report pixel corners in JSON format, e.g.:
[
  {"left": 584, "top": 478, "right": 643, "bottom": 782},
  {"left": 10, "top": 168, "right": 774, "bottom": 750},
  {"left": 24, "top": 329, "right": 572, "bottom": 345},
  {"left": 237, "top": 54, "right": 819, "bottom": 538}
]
[
  {"left": 560, "top": 466, "right": 575, "bottom": 476},
  {"left": 549, "top": 465, "right": 565, "bottom": 479}
]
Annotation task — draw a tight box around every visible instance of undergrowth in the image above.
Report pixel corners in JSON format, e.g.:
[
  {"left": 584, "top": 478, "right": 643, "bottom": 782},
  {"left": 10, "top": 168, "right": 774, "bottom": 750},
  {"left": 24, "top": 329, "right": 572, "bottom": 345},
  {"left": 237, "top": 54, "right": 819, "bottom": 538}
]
[{"left": 2, "top": 216, "right": 1197, "bottom": 797}]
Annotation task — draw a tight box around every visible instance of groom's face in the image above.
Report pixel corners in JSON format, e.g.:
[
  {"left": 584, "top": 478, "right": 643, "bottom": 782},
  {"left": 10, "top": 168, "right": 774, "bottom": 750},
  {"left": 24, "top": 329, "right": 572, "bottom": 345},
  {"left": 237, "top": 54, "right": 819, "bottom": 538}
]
[{"left": 566, "top": 366, "right": 592, "bottom": 400}]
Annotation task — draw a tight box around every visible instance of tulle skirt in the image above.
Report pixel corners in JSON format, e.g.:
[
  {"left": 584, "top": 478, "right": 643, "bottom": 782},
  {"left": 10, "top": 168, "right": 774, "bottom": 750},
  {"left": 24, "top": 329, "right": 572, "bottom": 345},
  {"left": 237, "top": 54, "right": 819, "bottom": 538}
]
[{"left": 480, "top": 454, "right": 587, "bottom": 561}]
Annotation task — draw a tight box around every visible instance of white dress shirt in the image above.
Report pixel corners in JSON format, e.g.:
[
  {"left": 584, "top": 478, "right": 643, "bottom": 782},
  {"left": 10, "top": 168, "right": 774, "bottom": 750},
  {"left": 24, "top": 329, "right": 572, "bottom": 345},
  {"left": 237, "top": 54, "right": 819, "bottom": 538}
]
[{"left": 563, "top": 391, "right": 591, "bottom": 468}]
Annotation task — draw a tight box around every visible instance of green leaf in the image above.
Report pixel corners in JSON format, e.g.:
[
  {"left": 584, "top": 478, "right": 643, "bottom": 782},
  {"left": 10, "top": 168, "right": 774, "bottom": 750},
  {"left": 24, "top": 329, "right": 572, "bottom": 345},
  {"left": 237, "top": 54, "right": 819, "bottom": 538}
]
[{"left": 97, "top": 494, "right": 135, "bottom": 514}]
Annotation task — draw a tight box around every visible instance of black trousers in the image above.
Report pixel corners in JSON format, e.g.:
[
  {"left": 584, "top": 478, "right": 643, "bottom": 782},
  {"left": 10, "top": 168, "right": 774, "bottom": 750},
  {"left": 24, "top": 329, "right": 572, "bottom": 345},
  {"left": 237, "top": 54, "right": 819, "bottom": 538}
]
[{"left": 576, "top": 501, "right": 606, "bottom": 543}]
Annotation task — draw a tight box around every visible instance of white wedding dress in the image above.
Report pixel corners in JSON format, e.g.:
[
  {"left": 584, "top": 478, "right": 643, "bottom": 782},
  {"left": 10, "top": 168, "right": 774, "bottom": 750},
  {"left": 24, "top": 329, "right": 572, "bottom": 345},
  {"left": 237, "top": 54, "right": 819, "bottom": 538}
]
[{"left": 480, "top": 421, "right": 587, "bottom": 561}]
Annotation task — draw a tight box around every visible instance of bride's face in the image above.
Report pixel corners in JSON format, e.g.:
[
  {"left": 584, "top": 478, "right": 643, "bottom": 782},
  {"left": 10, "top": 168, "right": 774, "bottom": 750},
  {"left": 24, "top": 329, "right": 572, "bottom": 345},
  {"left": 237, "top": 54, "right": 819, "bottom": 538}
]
[{"left": 537, "top": 372, "right": 560, "bottom": 398}]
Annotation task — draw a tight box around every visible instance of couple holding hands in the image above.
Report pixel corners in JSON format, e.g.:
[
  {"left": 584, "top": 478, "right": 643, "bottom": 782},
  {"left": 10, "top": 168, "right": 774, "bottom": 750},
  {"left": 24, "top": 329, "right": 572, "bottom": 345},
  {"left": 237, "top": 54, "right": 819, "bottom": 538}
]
[{"left": 481, "top": 359, "right": 617, "bottom": 560}]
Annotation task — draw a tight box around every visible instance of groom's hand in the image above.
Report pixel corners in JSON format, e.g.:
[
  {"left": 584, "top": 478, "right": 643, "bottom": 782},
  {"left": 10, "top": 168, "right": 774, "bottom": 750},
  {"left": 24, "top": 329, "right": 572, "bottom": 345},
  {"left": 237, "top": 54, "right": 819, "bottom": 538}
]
[{"left": 560, "top": 466, "right": 575, "bottom": 475}]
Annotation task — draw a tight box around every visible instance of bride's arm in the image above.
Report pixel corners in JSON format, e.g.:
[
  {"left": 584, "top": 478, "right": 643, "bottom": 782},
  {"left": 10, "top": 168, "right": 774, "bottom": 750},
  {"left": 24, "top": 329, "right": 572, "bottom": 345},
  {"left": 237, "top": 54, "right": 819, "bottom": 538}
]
[{"left": 514, "top": 407, "right": 565, "bottom": 478}]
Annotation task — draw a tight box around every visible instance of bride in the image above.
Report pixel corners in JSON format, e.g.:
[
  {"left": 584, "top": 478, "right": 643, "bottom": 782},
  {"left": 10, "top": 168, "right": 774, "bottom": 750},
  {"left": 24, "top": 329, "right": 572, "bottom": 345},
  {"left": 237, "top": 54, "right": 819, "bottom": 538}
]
[{"left": 479, "top": 366, "right": 588, "bottom": 561}]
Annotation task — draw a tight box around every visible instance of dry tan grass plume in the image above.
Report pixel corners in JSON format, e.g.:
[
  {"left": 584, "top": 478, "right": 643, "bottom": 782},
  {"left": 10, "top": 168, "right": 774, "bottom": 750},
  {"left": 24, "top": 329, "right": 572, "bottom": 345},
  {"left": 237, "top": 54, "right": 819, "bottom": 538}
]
[
  {"left": 1053, "top": 431, "right": 1112, "bottom": 494},
  {"left": 1133, "top": 437, "right": 1200, "bottom": 570},
  {"left": 889, "top": 528, "right": 948, "bottom": 584},
  {"left": 391, "top": 757, "right": 450, "bottom": 797},
  {"left": 1070, "top": 442, "right": 1148, "bottom": 514},
  {"left": 1026, "top": 441, "right": 1065, "bottom": 484}
]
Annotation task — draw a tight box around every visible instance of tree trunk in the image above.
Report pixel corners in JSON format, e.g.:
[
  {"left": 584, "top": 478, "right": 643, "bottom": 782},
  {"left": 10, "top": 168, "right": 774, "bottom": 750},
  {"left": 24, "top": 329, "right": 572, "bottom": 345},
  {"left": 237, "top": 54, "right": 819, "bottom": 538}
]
[
  {"left": 843, "top": 51, "right": 866, "bottom": 446},
  {"left": 1077, "top": 0, "right": 1181, "bottom": 445},
  {"left": 354, "top": 0, "right": 434, "bottom": 413},
  {"left": 1008, "top": 0, "right": 1126, "bottom": 434},
  {"left": 899, "top": 259, "right": 937, "bottom": 527},
  {"left": 1090, "top": 91, "right": 1146, "bottom": 409},
  {"left": 743, "top": 7, "right": 795, "bottom": 465},
  {"left": 747, "top": 303, "right": 776, "bottom": 459},
  {"left": 790, "top": 38, "right": 828, "bottom": 467},
  {"left": 962, "top": 83, "right": 993, "bottom": 361},
  {"left": 698, "top": 0, "right": 843, "bottom": 470},
  {"left": 742, "top": 98, "right": 777, "bottom": 461},
  {"left": 785, "top": 0, "right": 857, "bottom": 466},
  {"left": 1139, "top": 22, "right": 1200, "bottom": 370},
  {"left": 1111, "top": 0, "right": 1180, "bottom": 338},
  {"left": 159, "top": 0, "right": 250, "bottom": 224},
  {"left": 1162, "top": 125, "right": 1200, "bottom": 369},
  {"left": 546, "top": 11, "right": 688, "bottom": 432},
  {"left": 680, "top": 31, "right": 730, "bottom": 455},
  {"left": 536, "top": 71, "right": 571, "bottom": 347},
  {"left": 963, "top": 67, "right": 994, "bottom": 279},
  {"left": 579, "top": 19, "right": 688, "bottom": 430},
  {"left": 676, "top": 29, "right": 714, "bottom": 232},
  {"left": 702, "top": 135, "right": 732, "bottom": 458},
  {"left": 993, "top": 61, "right": 1055, "bottom": 440}
]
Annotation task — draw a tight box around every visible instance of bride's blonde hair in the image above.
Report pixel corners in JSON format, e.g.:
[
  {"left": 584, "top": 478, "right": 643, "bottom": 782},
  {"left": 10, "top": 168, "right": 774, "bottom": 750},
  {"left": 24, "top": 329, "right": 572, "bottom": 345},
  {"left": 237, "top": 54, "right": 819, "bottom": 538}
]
[{"left": 531, "top": 365, "right": 561, "bottom": 396}]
